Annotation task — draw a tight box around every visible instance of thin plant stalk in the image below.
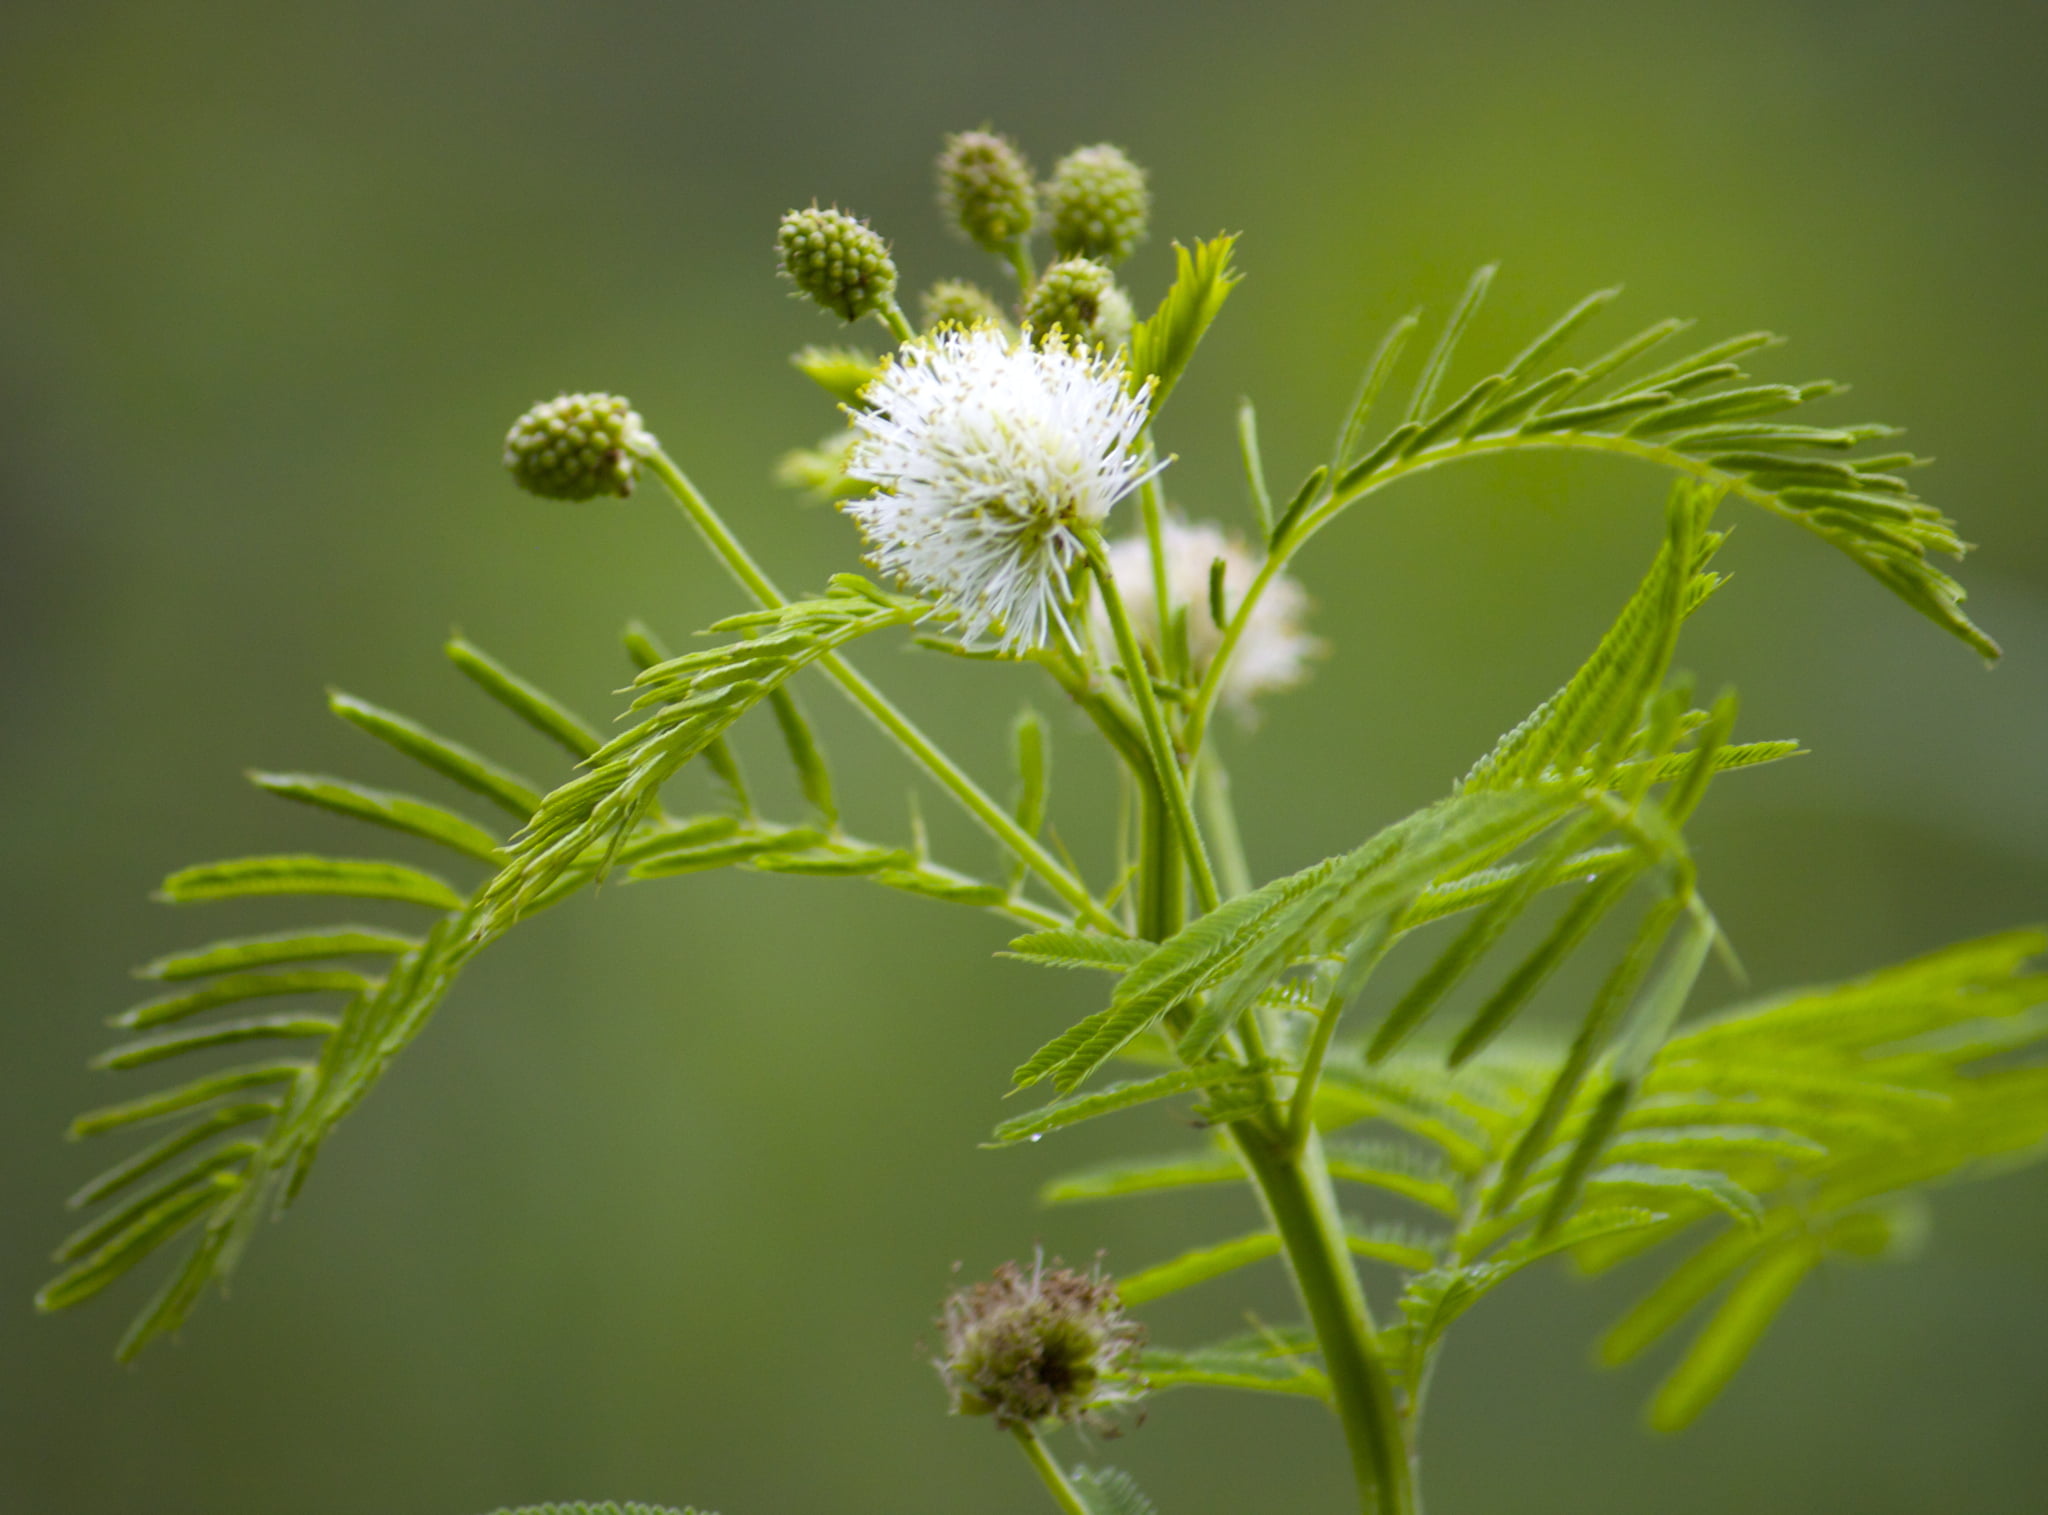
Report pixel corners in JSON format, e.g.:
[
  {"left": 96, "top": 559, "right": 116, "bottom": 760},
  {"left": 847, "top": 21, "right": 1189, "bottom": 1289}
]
[
  {"left": 1081, "top": 530, "right": 1221, "bottom": 913},
  {"left": 644, "top": 445, "right": 1121, "bottom": 933},
  {"left": 1012, "top": 1425, "right": 1090, "bottom": 1515}
]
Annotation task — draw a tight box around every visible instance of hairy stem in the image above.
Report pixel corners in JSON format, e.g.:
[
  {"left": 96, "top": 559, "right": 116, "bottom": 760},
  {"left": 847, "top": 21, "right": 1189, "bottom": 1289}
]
[
  {"left": 1082, "top": 531, "right": 1221, "bottom": 914},
  {"left": 1012, "top": 1424, "right": 1089, "bottom": 1515},
  {"left": 1232, "top": 1123, "right": 1418, "bottom": 1515},
  {"left": 643, "top": 446, "right": 1121, "bottom": 932}
]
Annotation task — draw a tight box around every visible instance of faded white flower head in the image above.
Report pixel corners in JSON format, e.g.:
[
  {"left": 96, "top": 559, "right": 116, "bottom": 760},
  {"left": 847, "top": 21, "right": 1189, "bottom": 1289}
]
[
  {"left": 843, "top": 325, "right": 1156, "bottom": 651},
  {"left": 1093, "top": 518, "right": 1320, "bottom": 717}
]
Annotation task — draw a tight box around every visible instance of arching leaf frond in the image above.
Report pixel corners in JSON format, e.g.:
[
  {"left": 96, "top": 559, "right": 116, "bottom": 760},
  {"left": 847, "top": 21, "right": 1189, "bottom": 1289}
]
[
  {"left": 49, "top": 611, "right": 1057, "bottom": 1357},
  {"left": 1297, "top": 273, "right": 1997, "bottom": 660}
]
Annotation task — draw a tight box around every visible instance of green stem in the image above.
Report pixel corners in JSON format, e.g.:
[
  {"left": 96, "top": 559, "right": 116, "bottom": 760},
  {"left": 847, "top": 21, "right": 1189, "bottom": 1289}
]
[
  {"left": 1287, "top": 925, "right": 1395, "bottom": 1152},
  {"left": 643, "top": 446, "right": 786, "bottom": 607},
  {"left": 876, "top": 297, "right": 917, "bottom": 345},
  {"left": 1136, "top": 785, "right": 1186, "bottom": 943},
  {"left": 1231, "top": 1123, "right": 1418, "bottom": 1515},
  {"left": 1082, "top": 531, "right": 1221, "bottom": 914},
  {"left": 643, "top": 446, "right": 1120, "bottom": 933},
  {"left": 1197, "top": 756, "right": 1253, "bottom": 900},
  {"left": 1004, "top": 239, "right": 1038, "bottom": 303},
  {"left": 1287, "top": 983, "right": 1348, "bottom": 1153},
  {"left": 1183, "top": 428, "right": 1808, "bottom": 752},
  {"left": 1011, "top": 1425, "right": 1088, "bottom": 1515},
  {"left": 1136, "top": 453, "right": 1175, "bottom": 672},
  {"left": 823, "top": 659, "right": 1119, "bottom": 933}
]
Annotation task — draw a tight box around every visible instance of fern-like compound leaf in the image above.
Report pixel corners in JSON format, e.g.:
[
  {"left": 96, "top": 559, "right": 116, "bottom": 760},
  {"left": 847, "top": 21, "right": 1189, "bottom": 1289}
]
[
  {"left": 1312, "top": 275, "right": 1997, "bottom": 659},
  {"left": 1069, "top": 1466, "right": 1161, "bottom": 1515},
  {"left": 477, "top": 579, "right": 921, "bottom": 931},
  {"left": 52, "top": 613, "right": 1039, "bottom": 1357},
  {"left": 1137, "top": 1329, "right": 1330, "bottom": 1401},
  {"left": 1116, "top": 1232, "right": 1282, "bottom": 1305},
  {"left": 1128, "top": 236, "right": 1240, "bottom": 416}
]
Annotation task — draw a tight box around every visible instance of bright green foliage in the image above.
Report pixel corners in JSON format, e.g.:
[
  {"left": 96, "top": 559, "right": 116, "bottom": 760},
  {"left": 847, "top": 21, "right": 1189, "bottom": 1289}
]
[
  {"left": 1127, "top": 236, "right": 1239, "bottom": 415},
  {"left": 46, "top": 617, "right": 1060, "bottom": 1355},
  {"left": 1068, "top": 1465, "right": 1160, "bottom": 1515},
  {"left": 476, "top": 577, "right": 923, "bottom": 931},
  {"left": 46, "top": 125, "right": 2039, "bottom": 1515},
  {"left": 1136, "top": 1327, "right": 1329, "bottom": 1400},
  {"left": 790, "top": 344, "right": 882, "bottom": 404},
  {"left": 1036, "top": 928, "right": 2048, "bottom": 1428},
  {"left": 774, "top": 429, "right": 863, "bottom": 503},
  {"left": 1291, "top": 271, "right": 1997, "bottom": 660}
]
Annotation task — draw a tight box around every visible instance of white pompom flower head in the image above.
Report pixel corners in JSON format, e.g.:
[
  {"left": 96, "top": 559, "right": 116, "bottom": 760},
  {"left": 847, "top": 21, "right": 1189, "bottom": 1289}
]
[{"left": 842, "top": 325, "right": 1160, "bottom": 652}]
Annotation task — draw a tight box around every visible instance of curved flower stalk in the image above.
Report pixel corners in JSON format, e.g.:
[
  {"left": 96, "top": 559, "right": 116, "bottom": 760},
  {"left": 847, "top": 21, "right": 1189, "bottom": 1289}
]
[
  {"left": 42, "top": 126, "right": 2044, "bottom": 1515},
  {"left": 1092, "top": 518, "right": 1321, "bottom": 719}
]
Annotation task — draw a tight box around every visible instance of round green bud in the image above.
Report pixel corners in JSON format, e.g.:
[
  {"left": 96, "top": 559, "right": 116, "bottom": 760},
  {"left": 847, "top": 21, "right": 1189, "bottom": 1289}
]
[
  {"left": 502, "top": 393, "right": 649, "bottom": 501},
  {"left": 920, "top": 279, "right": 1008, "bottom": 332},
  {"left": 1023, "top": 258, "right": 1133, "bottom": 349},
  {"left": 937, "top": 130, "right": 1038, "bottom": 253},
  {"left": 937, "top": 1258, "right": 1143, "bottom": 1430},
  {"left": 1044, "top": 144, "right": 1150, "bottom": 265},
  {"left": 777, "top": 206, "right": 898, "bottom": 323}
]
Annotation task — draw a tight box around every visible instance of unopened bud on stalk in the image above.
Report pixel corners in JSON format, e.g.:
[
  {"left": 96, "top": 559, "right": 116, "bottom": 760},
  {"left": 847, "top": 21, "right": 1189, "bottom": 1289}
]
[
  {"left": 502, "top": 393, "right": 651, "bottom": 501},
  {"left": 791, "top": 345, "right": 882, "bottom": 406},
  {"left": 936, "top": 1255, "right": 1143, "bottom": 1429},
  {"left": 777, "top": 206, "right": 899, "bottom": 323},
  {"left": 1023, "top": 258, "right": 1133, "bottom": 349},
  {"left": 1045, "top": 144, "right": 1150, "bottom": 265},
  {"left": 938, "top": 130, "right": 1038, "bottom": 253},
  {"left": 920, "top": 279, "right": 1008, "bottom": 332}
]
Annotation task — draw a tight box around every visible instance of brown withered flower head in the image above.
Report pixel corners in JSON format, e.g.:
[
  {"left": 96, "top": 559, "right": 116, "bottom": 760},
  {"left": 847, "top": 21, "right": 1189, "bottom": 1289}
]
[{"left": 936, "top": 1253, "right": 1144, "bottom": 1430}]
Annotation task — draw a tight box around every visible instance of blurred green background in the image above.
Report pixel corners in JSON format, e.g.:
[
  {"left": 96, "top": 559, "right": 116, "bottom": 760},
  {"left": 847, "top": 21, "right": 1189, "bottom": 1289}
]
[{"left": 5, "top": 1, "right": 2047, "bottom": 1510}]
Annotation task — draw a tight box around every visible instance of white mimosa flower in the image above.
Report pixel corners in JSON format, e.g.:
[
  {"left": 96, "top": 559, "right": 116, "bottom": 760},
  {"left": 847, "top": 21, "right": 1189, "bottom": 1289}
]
[
  {"left": 1094, "top": 519, "right": 1320, "bottom": 717},
  {"left": 843, "top": 326, "right": 1156, "bottom": 651}
]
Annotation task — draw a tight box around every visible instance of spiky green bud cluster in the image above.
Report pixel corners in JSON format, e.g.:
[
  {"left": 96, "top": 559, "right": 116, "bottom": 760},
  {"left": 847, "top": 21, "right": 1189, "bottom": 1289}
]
[
  {"left": 777, "top": 206, "right": 898, "bottom": 323},
  {"left": 502, "top": 393, "right": 649, "bottom": 501},
  {"left": 1023, "top": 258, "right": 1133, "bottom": 348},
  {"left": 920, "top": 280, "right": 1008, "bottom": 332},
  {"left": 937, "top": 1258, "right": 1142, "bottom": 1430},
  {"left": 1044, "top": 145, "right": 1150, "bottom": 265},
  {"left": 938, "top": 131, "right": 1038, "bottom": 253}
]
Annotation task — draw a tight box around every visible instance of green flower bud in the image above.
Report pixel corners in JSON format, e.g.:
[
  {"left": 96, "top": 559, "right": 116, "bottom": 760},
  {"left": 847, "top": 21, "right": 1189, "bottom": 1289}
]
[
  {"left": 937, "top": 130, "right": 1039, "bottom": 253},
  {"left": 775, "top": 429, "right": 862, "bottom": 502},
  {"left": 920, "top": 279, "right": 1008, "bottom": 333},
  {"left": 1045, "top": 144, "right": 1150, "bottom": 265},
  {"left": 937, "top": 1257, "right": 1143, "bottom": 1430},
  {"left": 502, "top": 393, "right": 649, "bottom": 501},
  {"left": 791, "top": 344, "right": 882, "bottom": 406},
  {"left": 777, "top": 206, "right": 898, "bottom": 323},
  {"left": 1023, "top": 258, "right": 1133, "bottom": 349}
]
